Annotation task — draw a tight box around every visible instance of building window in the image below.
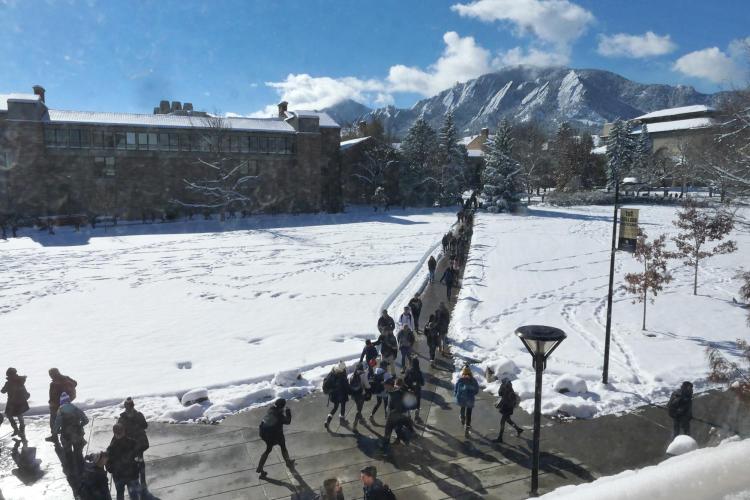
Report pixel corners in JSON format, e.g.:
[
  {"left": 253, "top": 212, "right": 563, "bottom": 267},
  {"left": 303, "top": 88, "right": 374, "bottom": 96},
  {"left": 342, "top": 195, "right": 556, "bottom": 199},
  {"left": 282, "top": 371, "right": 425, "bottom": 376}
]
[
  {"left": 107, "top": 133, "right": 117, "bottom": 149},
  {"left": 55, "top": 129, "right": 68, "bottom": 148},
  {"left": 126, "top": 132, "right": 136, "bottom": 150},
  {"left": 95, "top": 156, "right": 116, "bottom": 177},
  {"left": 159, "top": 133, "right": 169, "bottom": 151},
  {"left": 249, "top": 136, "right": 259, "bottom": 152},
  {"left": 169, "top": 133, "right": 179, "bottom": 151},
  {"left": 179, "top": 134, "right": 190, "bottom": 151},
  {"left": 259, "top": 137, "right": 268, "bottom": 153},
  {"left": 148, "top": 133, "right": 158, "bottom": 150},
  {"left": 230, "top": 136, "right": 241, "bottom": 153},
  {"left": 137, "top": 133, "right": 148, "bottom": 150},
  {"left": 240, "top": 136, "right": 249, "bottom": 153},
  {"left": 45, "top": 128, "right": 56, "bottom": 147},
  {"left": 92, "top": 131, "right": 103, "bottom": 148},
  {"left": 69, "top": 129, "right": 82, "bottom": 148},
  {"left": 285, "top": 137, "right": 294, "bottom": 154}
]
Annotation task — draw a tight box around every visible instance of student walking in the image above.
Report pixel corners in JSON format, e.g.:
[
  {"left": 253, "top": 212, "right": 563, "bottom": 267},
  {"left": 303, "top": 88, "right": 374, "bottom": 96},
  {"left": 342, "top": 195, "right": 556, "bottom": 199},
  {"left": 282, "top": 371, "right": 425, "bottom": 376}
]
[
  {"left": 106, "top": 423, "right": 141, "bottom": 500},
  {"left": 427, "top": 255, "right": 437, "bottom": 283},
  {"left": 359, "top": 339, "right": 379, "bottom": 365},
  {"left": 493, "top": 379, "right": 523, "bottom": 442},
  {"left": 373, "top": 330, "right": 398, "bottom": 376},
  {"left": 369, "top": 365, "right": 390, "bottom": 419},
  {"left": 408, "top": 294, "right": 422, "bottom": 333},
  {"left": 2, "top": 368, "right": 30, "bottom": 439},
  {"left": 46, "top": 368, "right": 78, "bottom": 442},
  {"left": 436, "top": 302, "right": 450, "bottom": 356},
  {"left": 349, "top": 362, "right": 371, "bottom": 423},
  {"left": 668, "top": 381, "right": 694, "bottom": 438},
  {"left": 53, "top": 392, "right": 89, "bottom": 481},
  {"left": 118, "top": 397, "right": 149, "bottom": 491},
  {"left": 404, "top": 358, "right": 424, "bottom": 421},
  {"left": 323, "top": 362, "right": 351, "bottom": 428},
  {"left": 423, "top": 315, "right": 439, "bottom": 366},
  {"left": 398, "top": 306, "right": 414, "bottom": 333},
  {"left": 454, "top": 366, "right": 479, "bottom": 432},
  {"left": 256, "top": 398, "right": 294, "bottom": 479},
  {"left": 383, "top": 379, "right": 414, "bottom": 449},
  {"left": 396, "top": 326, "right": 415, "bottom": 373},
  {"left": 439, "top": 266, "right": 457, "bottom": 301},
  {"left": 360, "top": 466, "right": 396, "bottom": 500},
  {"left": 78, "top": 452, "right": 112, "bottom": 500},
  {"left": 377, "top": 310, "right": 395, "bottom": 336}
]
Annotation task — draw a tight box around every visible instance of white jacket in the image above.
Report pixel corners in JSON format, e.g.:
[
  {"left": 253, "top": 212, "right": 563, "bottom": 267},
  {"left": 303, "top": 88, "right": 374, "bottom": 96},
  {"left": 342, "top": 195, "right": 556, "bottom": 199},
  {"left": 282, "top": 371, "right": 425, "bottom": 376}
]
[{"left": 398, "top": 312, "right": 415, "bottom": 332}]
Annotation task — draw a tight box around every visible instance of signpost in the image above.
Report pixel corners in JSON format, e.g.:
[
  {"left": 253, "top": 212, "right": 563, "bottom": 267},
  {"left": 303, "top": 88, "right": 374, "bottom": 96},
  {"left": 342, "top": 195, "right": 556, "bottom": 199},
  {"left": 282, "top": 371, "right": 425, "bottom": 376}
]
[{"left": 618, "top": 208, "right": 640, "bottom": 252}]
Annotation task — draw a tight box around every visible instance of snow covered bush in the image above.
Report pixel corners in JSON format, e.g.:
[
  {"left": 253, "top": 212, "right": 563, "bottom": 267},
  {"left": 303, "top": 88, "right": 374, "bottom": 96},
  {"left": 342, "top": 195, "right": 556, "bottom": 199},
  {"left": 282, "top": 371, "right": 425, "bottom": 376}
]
[
  {"left": 553, "top": 374, "right": 588, "bottom": 395},
  {"left": 180, "top": 387, "right": 209, "bottom": 406},
  {"left": 482, "top": 357, "right": 519, "bottom": 382}
]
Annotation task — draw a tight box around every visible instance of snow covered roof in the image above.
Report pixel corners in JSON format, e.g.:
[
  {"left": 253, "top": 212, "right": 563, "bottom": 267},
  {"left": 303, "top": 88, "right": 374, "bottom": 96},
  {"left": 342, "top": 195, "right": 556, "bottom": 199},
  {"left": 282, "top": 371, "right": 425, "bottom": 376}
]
[
  {"left": 467, "top": 149, "right": 484, "bottom": 157},
  {"left": 635, "top": 105, "right": 714, "bottom": 121},
  {"left": 46, "top": 109, "right": 297, "bottom": 133},
  {"left": 0, "top": 93, "right": 41, "bottom": 111},
  {"left": 291, "top": 110, "right": 340, "bottom": 128},
  {"left": 458, "top": 135, "right": 478, "bottom": 145},
  {"left": 591, "top": 145, "right": 607, "bottom": 155},
  {"left": 340, "top": 136, "right": 371, "bottom": 151},
  {"left": 632, "top": 117, "right": 716, "bottom": 134}
]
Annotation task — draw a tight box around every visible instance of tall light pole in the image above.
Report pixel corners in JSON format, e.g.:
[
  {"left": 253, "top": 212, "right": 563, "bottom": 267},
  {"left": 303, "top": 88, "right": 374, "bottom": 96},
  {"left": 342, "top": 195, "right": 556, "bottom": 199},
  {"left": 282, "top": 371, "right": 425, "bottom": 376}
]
[
  {"left": 602, "top": 175, "right": 619, "bottom": 385},
  {"left": 516, "top": 325, "right": 567, "bottom": 497}
]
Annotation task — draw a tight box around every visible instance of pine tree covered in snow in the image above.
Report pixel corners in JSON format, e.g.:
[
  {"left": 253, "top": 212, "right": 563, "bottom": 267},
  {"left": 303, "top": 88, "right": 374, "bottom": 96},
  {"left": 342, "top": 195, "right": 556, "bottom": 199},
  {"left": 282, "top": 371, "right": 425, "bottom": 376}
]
[
  {"left": 605, "top": 119, "right": 635, "bottom": 189},
  {"left": 625, "top": 230, "right": 671, "bottom": 330},
  {"left": 632, "top": 124, "right": 653, "bottom": 186},
  {"left": 399, "top": 118, "right": 439, "bottom": 205},
  {"left": 436, "top": 112, "right": 468, "bottom": 205},
  {"left": 481, "top": 120, "right": 521, "bottom": 211}
]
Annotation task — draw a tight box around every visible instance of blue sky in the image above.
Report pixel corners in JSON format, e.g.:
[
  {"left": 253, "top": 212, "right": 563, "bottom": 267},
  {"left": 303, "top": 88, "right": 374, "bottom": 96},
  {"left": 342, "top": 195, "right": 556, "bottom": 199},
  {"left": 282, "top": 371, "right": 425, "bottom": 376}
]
[{"left": 1, "top": 0, "right": 748, "bottom": 116}]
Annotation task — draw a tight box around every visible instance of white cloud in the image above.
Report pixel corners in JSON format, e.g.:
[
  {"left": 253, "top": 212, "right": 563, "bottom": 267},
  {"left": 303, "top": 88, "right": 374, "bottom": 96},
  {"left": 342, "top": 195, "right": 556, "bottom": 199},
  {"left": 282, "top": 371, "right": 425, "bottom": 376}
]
[
  {"left": 450, "top": 0, "right": 594, "bottom": 48},
  {"left": 498, "top": 46, "right": 569, "bottom": 67},
  {"left": 673, "top": 39, "right": 748, "bottom": 84},
  {"left": 597, "top": 31, "right": 676, "bottom": 58}
]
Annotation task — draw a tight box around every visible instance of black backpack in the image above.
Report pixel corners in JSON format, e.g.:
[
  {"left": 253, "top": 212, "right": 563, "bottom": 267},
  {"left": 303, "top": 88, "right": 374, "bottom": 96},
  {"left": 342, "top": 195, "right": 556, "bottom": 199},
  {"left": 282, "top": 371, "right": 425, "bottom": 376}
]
[
  {"left": 381, "top": 484, "right": 397, "bottom": 500},
  {"left": 322, "top": 372, "right": 336, "bottom": 395},
  {"left": 667, "top": 391, "right": 681, "bottom": 418},
  {"left": 349, "top": 372, "right": 362, "bottom": 392},
  {"left": 370, "top": 372, "right": 384, "bottom": 394}
]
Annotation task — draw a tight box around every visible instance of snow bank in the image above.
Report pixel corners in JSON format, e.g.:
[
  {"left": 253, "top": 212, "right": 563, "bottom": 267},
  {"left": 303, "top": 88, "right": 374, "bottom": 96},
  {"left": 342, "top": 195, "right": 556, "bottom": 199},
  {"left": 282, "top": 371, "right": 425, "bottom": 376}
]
[
  {"left": 553, "top": 374, "right": 588, "bottom": 395},
  {"left": 540, "top": 438, "right": 750, "bottom": 499},
  {"left": 666, "top": 435, "right": 698, "bottom": 456}
]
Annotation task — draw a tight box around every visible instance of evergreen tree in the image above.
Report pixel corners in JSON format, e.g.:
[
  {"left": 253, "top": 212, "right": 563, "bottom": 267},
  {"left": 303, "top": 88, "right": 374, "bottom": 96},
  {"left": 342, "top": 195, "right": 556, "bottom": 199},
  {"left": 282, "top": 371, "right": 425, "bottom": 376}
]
[
  {"left": 481, "top": 120, "right": 521, "bottom": 211},
  {"left": 436, "top": 112, "right": 468, "bottom": 205},
  {"left": 632, "top": 124, "right": 653, "bottom": 188},
  {"left": 605, "top": 119, "right": 635, "bottom": 189},
  {"left": 399, "top": 118, "right": 439, "bottom": 205},
  {"left": 552, "top": 122, "right": 577, "bottom": 190}
]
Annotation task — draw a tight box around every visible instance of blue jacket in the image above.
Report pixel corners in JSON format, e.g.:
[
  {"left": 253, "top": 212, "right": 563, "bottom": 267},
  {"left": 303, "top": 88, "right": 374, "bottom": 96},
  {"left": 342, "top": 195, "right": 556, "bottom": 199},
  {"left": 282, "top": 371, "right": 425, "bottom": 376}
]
[{"left": 454, "top": 376, "right": 479, "bottom": 408}]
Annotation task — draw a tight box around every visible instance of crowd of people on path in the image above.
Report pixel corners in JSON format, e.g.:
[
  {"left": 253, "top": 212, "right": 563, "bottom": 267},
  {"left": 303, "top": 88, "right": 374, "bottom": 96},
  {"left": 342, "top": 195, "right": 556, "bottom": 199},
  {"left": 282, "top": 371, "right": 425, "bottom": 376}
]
[{"left": 0, "top": 367, "right": 154, "bottom": 499}]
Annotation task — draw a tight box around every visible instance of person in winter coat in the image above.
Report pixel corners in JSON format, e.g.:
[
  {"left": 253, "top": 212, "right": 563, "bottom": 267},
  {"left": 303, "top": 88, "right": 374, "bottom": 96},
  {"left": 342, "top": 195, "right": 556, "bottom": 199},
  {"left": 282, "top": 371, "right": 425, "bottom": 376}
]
[
  {"left": 383, "top": 379, "right": 413, "bottom": 448},
  {"left": 404, "top": 358, "right": 425, "bottom": 421},
  {"left": 373, "top": 330, "right": 398, "bottom": 376},
  {"left": 423, "top": 315, "right": 439, "bottom": 365},
  {"left": 47, "top": 368, "right": 78, "bottom": 441},
  {"left": 408, "top": 294, "right": 423, "bottom": 333},
  {"left": 454, "top": 366, "right": 479, "bottom": 431},
  {"left": 78, "top": 452, "right": 112, "bottom": 500},
  {"left": 349, "top": 362, "right": 371, "bottom": 423},
  {"left": 427, "top": 255, "right": 437, "bottom": 283},
  {"left": 436, "top": 302, "right": 450, "bottom": 356},
  {"left": 53, "top": 392, "right": 88, "bottom": 481},
  {"left": 2, "top": 367, "right": 30, "bottom": 439},
  {"left": 256, "top": 398, "right": 294, "bottom": 479},
  {"left": 369, "top": 365, "right": 390, "bottom": 419},
  {"left": 398, "top": 306, "right": 414, "bottom": 334},
  {"left": 396, "top": 325, "right": 415, "bottom": 373},
  {"left": 493, "top": 379, "right": 523, "bottom": 443},
  {"left": 377, "top": 310, "right": 395, "bottom": 335},
  {"left": 118, "top": 398, "right": 149, "bottom": 489},
  {"left": 440, "top": 266, "right": 457, "bottom": 301},
  {"left": 106, "top": 423, "right": 141, "bottom": 500},
  {"left": 441, "top": 234, "right": 449, "bottom": 254},
  {"left": 323, "top": 362, "right": 351, "bottom": 429},
  {"left": 668, "top": 381, "right": 694, "bottom": 437},
  {"left": 360, "top": 466, "right": 396, "bottom": 500},
  {"left": 359, "top": 339, "right": 379, "bottom": 365}
]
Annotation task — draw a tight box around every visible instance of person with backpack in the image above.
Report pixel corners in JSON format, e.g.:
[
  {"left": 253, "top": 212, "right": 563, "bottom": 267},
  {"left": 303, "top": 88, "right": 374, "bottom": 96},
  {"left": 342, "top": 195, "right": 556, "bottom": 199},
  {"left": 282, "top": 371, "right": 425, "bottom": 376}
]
[
  {"left": 427, "top": 255, "right": 437, "bottom": 284},
  {"left": 53, "top": 392, "right": 88, "bottom": 481},
  {"left": 408, "top": 294, "right": 422, "bottom": 333},
  {"left": 349, "top": 362, "right": 371, "bottom": 424},
  {"left": 493, "top": 379, "right": 523, "bottom": 443},
  {"left": 440, "top": 266, "right": 457, "bottom": 301},
  {"left": 106, "top": 423, "right": 141, "bottom": 500},
  {"left": 2, "top": 367, "right": 30, "bottom": 439},
  {"left": 369, "top": 364, "right": 389, "bottom": 420},
  {"left": 454, "top": 366, "right": 479, "bottom": 432},
  {"left": 404, "top": 358, "right": 425, "bottom": 421},
  {"left": 398, "top": 306, "right": 414, "bottom": 333},
  {"left": 668, "top": 381, "right": 694, "bottom": 438},
  {"left": 377, "top": 310, "right": 395, "bottom": 336},
  {"left": 360, "top": 466, "right": 396, "bottom": 500},
  {"left": 46, "top": 368, "right": 77, "bottom": 442},
  {"left": 423, "top": 315, "right": 439, "bottom": 366},
  {"left": 78, "top": 452, "right": 112, "bottom": 500},
  {"left": 323, "top": 362, "right": 351, "bottom": 429},
  {"left": 359, "top": 339, "right": 378, "bottom": 365},
  {"left": 256, "top": 398, "right": 294, "bottom": 479},
  {"left": 373, "top": 329, "right": 398, "bottom": 376},
  {"left": 118, "top": 398, "right": 149, "bottom": 491},
  {"left": 396, "top": 325, "right": 415, "bottom": 373}
]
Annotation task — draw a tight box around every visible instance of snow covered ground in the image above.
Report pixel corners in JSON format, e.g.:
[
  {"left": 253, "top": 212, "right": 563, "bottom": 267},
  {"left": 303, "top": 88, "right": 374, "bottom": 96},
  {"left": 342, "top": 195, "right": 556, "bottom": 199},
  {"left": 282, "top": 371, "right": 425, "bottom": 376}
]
[
  {"left": 451, "top": 205, "right": 750, "bottom": 418},
  {"left": 0, "top": 208, "right": 455, "bottom": 422}
]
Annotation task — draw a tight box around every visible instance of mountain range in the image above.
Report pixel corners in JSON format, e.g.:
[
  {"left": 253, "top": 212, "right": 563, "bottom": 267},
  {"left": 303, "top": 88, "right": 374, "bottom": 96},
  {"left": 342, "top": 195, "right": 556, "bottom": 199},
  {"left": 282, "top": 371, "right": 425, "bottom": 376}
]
[{"left": 322, "top": 66, "right": 721, "bottom": 138}]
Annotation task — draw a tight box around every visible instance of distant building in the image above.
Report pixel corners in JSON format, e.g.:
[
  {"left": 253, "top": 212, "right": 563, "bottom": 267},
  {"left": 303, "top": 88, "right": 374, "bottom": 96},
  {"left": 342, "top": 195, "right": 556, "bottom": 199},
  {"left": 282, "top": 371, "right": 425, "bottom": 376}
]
[{"left": 0, "top": 88, "right": 342, "bottom": 220}]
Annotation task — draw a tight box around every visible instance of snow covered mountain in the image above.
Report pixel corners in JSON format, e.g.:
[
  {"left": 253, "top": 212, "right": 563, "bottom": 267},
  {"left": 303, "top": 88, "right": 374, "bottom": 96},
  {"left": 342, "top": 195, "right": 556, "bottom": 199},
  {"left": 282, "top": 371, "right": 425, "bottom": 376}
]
[{"left": 323, "top": 66, "right": 718, "bottom": 137}]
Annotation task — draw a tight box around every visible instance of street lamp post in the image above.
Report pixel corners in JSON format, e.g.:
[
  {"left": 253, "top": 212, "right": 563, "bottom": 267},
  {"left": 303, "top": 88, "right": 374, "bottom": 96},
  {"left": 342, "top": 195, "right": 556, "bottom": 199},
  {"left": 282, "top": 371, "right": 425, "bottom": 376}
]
[
  {"left": 602, "top": 176, "right": 620, "bottom": 384},
  {"left": 515, "top": 325, "right": 567, "bottom": 497}
]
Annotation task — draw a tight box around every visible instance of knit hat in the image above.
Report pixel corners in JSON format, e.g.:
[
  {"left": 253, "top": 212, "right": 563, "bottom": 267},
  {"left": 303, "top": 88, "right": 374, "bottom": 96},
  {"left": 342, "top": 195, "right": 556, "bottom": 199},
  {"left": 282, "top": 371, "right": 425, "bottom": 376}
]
[
  {"left": 335, "top": 361, "right": 346, "bottom": 373},
  {"left": 461, "top": 366, "right": 472, "bottom": 377},
  {"left": 274, "top": 398, "right": 286, "bottom": 408},
  {"left": 59, "top": 392, "right": 71, "bottom": 405}
]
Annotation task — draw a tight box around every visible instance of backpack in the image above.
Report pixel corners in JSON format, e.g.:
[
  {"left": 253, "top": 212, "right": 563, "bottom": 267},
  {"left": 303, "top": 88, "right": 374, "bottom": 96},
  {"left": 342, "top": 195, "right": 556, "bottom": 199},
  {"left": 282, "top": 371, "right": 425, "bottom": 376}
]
[
  {"left": 381, "top": 484, "right": 397, "bottom": 500},
  {"left": 63, "top": 377, "right": 77, "bottom": 401},
  {"left": 667, "top": 391, "right": 681, "bottom": 418},
  {"left": 349, "top": 372, "right": 362, "bottom": 392},
  {"left": 370, "top": 372, "right": 384, "bottom": 394},
  {"left": 322, "top": 372, "right": 336, "bottom": 395}
]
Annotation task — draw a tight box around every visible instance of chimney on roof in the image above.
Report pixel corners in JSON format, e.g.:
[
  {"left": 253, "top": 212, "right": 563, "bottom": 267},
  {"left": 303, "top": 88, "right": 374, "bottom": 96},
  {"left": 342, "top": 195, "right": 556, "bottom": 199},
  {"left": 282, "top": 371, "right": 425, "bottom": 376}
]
[
  {"left": 171, "top": 101, "right": 182, "bottom": 112},
  {"left": 481, "top": 127, "right": 489, "bottom": 139},
  {"left": 159, "top": 100, "right": 170, "bottom": 114},
  {"left": 183, "top": 102, "right": 193, "bottom": 112},
  {"left": 32, "top": 85, "right": 46, "bottom": 103},
  {"left": 278, "top": 101, "right": 288, "bottom": 118}
]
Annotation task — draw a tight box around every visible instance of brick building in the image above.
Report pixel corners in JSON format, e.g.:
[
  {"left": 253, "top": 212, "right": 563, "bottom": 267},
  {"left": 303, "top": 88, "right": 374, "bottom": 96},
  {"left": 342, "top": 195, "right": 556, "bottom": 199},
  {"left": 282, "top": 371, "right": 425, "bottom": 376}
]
[{"left": 0, "top": 87, "right": 342, "bottom": 222}]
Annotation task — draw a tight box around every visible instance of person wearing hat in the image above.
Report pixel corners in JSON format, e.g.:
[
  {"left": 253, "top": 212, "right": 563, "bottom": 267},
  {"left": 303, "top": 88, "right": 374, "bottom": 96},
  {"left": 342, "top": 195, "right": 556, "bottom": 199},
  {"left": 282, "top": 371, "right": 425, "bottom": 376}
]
[
  {"left": 454, "top": 365, "right": 479, "bottom": 431},
  {"left": 46, "top": 368, "right": 77, "bottom": 442},
  {"left": 256, "top": 398, "right": 294, "bottom": 479},
  {"left": 323, "top": 361, "right": 351, "bottom": 429},
  {"left": 53, "top": 391, "right": 89, "bottom": 480},
  {"left": 2, "top": 367, "right": 30, "bottom": 439},
  {"left": 78, "top": 451, "right": 112, "bottom": 500},
  {"left": 360, "top": 465, "right": 395, "bottom": 499},
  {"left": 106, "top": 423, "right": 140, "bottom": 500},
  {"left": 118, "top": 397, "right": 149, "bottom": 490}
]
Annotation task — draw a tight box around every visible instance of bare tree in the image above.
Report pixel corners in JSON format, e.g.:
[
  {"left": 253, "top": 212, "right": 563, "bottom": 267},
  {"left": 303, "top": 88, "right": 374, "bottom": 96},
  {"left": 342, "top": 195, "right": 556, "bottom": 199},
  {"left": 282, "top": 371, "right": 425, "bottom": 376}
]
[
  {"left": 670, "top": 199, "right": 737, "bottom": 295},
  {"left": 707, "top": 339, "right": 750, "bottom": 398},
  {"left": 625, "top": 230, "right": 671, "bottom": 330}
]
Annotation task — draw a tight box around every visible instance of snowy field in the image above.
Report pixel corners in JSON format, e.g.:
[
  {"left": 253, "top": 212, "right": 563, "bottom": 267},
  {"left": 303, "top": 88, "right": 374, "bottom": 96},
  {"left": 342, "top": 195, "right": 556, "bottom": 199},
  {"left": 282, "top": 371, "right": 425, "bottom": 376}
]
[
  {"left": 0, "top": 208, "right": 455, "bottom": 422},
  {"left": 451, "top": 205, "right": 750, "bottom": 418}
]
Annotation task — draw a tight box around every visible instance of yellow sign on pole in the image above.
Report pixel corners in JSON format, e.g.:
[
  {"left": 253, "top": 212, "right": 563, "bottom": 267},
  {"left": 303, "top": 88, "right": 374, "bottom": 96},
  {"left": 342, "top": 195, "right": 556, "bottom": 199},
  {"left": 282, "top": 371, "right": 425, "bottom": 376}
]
[{"left": 618, "top": 208, "right": 640, "bottom": 252}]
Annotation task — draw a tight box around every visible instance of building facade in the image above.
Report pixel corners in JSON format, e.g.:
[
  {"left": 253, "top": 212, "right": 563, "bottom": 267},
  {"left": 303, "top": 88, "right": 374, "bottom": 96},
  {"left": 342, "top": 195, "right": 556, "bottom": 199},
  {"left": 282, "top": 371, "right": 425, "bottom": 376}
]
[{"left": 0, "top": 87, "right": 342, "bottom": 222}]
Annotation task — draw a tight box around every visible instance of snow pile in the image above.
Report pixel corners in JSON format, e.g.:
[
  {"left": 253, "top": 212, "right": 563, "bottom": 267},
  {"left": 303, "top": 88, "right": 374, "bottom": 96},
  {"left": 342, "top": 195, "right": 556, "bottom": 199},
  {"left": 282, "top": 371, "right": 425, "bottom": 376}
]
[
  {"left": 483, "top": 357, "right": 519, "bottom": 380},
  {"left": 666, "top": 435, "right": 698, "bottom": 456},
  {"left": 0, "top": 208, "right": 455, "bottom": 422},
  {"left": 540, "top": 437, "right": 750, "bottom": 499},
  {"left": 450, "top": 205, "right": 750, "bottom": 418},
  {"left": 180, "top": 388, "right": 209, "bottom": 406}
]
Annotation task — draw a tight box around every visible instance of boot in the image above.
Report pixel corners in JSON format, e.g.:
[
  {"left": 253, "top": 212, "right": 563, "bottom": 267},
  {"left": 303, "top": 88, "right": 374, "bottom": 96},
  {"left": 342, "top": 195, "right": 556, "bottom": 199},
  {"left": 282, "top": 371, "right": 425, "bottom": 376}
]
[
  {"left": 414, "top": 410, "right": 420, "bottom": 422},
  {"left": 324, "top": 414, "right": 333, "bottom": 429},
  {"left": 493, "top": 434, "right": 503, "bottom": 443},
  {"left": 9, "top": 420, "right": 19, "bottom": 437}
]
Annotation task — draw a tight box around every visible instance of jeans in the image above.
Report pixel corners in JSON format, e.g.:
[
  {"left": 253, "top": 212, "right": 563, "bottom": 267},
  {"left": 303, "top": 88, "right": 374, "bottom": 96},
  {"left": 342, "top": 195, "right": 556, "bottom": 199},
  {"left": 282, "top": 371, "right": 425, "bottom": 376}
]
[
  {"left": 371, "top": 396, "right": 387, "bottom": 416},
  {"left": 384, "top": 413, "right": 413, "bottom": 443},
  {"left": 460, "top": 406, "right": 473, "bottom": 427},
  {"left": 446, "top": 284, "right": 453, "bottom": 300},
  {"left": 114, "top": 478, "right": 141, "bottom": 500},
  {"left": 428, "top": 343, "right": 437, "bottom": 361},
  {"left": 499, "top": 414, "right": 521, "bottom": 439},
  {"left": 428, "top": 270, "right": 435, "bottom": 283},
  {"left": 400, "top": 346, "right": 412, "bottom": 370},
  {"left": 329, "top": 401, "right": 346, "bottom": 419},
  {"left": 257, "top": 437, "right": 291, "bottom": 471}
]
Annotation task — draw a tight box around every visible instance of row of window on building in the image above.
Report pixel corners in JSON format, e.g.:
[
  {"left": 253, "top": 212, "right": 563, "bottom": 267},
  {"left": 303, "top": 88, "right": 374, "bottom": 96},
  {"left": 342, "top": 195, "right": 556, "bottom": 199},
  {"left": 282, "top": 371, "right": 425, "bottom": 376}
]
[
  {"left": 44, "top": 127, "right": 295, "bottom": 155},
  {"left": 92, "top": 157, "right": 262, "bottom": 179}
]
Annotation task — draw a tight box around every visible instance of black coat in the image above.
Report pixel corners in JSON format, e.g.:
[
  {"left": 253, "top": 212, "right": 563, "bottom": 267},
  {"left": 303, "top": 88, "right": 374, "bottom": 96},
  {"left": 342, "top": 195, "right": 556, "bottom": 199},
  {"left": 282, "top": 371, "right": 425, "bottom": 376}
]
[
  {"left": 424, "top": 322, "right": 439, "bottom": 347},
  {"left": 440, "top": 268, "right": 456, "bottom": 286},
  {"left": 2, "top": 375, "right": 30, "bottom": 416},
  {"left": 363, "top": 479, "right": 392, "bottom": 500},
  {"left": 327, "top": 371, "right": 350, "bottom": 404},
  {"left": 360, "top": 344, "right": 379, "bottom": 363},
  {"left": 78, "top": 462, "right": 112, "bottom": 500},
  {"left": 259, "top": 406, "right": 292, "bottom": 444},
  {"left": 374, "top": 332, "right": 398, "bottom": 358},
  {"left": 408, "top": 297, "right": 422, "bottom": 317},
  {"left": 497, "top": 386, "right": 518, "bottom": 416},
  {"left": 377, "top": 315, "right": 395, "bottom": 334},
  {"left": 668, "top": 390, "right": 693, "bottom": 420},
  {"left": 428, "top": 256, "right": 437, "bottom": 271},
  {"left": 404, "top": 367, "right": 424, "bottom": 391},
  {"left": 106, "top": 436, "right": 140, "bottom": 481},
  {"left": 118, "top": 409, "right": 149, "bottom": 453}
]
